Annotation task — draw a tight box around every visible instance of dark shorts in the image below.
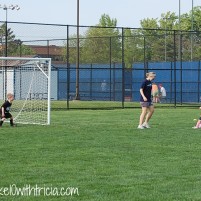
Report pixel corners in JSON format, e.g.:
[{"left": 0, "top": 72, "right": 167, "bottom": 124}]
[
  {"left": 140, "top": 102, "right": 153, "bottom": 108},
  {"left": 1, "top": 112, "right": 12, "bottom": 119}
]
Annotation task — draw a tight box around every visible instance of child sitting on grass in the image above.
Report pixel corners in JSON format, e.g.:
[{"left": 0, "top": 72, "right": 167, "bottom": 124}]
[
  {"left": 0, "top": 93, "right": 16, "bottom": 127},
  {"left": 192, "top": 107, "right": 201, "bottom": 129}
]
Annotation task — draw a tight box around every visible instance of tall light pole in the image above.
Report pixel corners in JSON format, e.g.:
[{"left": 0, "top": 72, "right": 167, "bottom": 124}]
[
  {"left": 0, "top": 4, "right": 20, "bottom": 57},
  {"left": 0, "top": 4, "right": 20, "bottom": 100},
  {"left": 179, "top": 0, "right": 181, "bottom": 28},
  {"left": 178, "top": 0, "right": 181, "bottom": 61},
  {"left": 179, "top": 0, "right": 194, "bottom": 60},
  {"left": 75, "top": 0, "right": 80, "bottom": 100},
  {"left": 191, "top": 0, "right": 194, "bottom": 61}
]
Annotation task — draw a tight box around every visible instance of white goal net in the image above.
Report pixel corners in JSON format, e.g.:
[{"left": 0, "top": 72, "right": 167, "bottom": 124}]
[{"left": 0, "top": 57, "right": 51, "bottom": 125}]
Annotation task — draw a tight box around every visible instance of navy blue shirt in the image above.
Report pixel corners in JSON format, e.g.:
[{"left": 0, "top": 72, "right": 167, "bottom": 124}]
[
  {"left": 1, "top": 100, "right": 12, "bottom": 113},
  {"left": 140, "top": 79, "right": 152, "bottom": 102}
]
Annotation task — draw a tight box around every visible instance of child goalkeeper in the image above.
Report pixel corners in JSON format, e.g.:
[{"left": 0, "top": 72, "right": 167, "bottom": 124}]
[{"left": 0, "top": 93, "right": 15, "bottom": 127}]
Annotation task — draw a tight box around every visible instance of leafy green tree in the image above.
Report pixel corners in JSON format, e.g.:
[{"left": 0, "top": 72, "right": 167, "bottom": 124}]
[
  {"left": 182, "top": 6, "right": 201, "bottom": 60},
  {"left": 62, "top": 7, "right": 201, "bottom": 65},
  {"left": 133, "top": 7, "right": 201, "bottom": 62},
  {"left": 0, "top": 23, "right": 34, "bottom": 56},
  {"left": 138, "top": 18, "right": 160, "bottom": 62},
  {"left": 124, "top": 29, "right": 144, "bottom": 67},
  {"left": 124, "top": 29, "right": 135, "bottom": 67},
  {"left": 62, "top": 34, "right": 85, "bottom": 63},
  {"left": 81, "top": 14, "right": 121, "bottom": 63}
]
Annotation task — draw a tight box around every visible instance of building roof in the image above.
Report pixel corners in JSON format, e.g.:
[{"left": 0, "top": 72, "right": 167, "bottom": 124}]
[{"left": 28, "top": 45, "right": 63, "bottom": 56}]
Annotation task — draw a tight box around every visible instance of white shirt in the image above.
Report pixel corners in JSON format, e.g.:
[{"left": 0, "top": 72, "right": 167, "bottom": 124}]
[
  {"left": 101, "top": 82, "right": 107, "bottom": 91},
  {"left": 160, "top": 87, "right": 166, "bottom": 97}
]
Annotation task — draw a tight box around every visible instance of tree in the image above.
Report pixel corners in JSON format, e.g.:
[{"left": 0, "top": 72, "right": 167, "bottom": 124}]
[
  {"left": 62, "top": 34, "right": 86, "bottom": 63},
  {"left": 181, "top": 6, "right": 201, "bottom": 60},
  {"left": 124, "top": 29, "right": 144, "bottom": 67},
  {"left": 62, "top": 7, "right": 201, "bottom": 66},
  {"left": 131, "top": 7, "right": 201, "bottom": 62},
  {"left": 138, "top": 18, "right": 160, "bottom": 62},
  {"left": 0, "top": 23, "right": 34, "bottom": 57},
  {"left": 81, "top": 14, "right": 121, "bottom": 63},
  {"left": 62, "top": 14, "right": 121, "bottom": 64}
]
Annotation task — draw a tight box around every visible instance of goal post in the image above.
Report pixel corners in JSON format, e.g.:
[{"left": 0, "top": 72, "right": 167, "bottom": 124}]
[{"left": 0, "top": 57, "right": 51, "bottom": 125}]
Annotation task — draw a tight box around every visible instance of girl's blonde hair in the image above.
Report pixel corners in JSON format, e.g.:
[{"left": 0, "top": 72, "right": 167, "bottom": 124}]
[
  {"left": 7, "top": 93, "right": 14, "bottom": 99},
  {"left": 146, "top": 72, "right": 156, "bottom": 77}
]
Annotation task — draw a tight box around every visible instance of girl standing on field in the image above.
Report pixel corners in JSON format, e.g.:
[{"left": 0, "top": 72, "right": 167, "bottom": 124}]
[{"left": 138, "top": 72, "right": 156, "bottom": 129}]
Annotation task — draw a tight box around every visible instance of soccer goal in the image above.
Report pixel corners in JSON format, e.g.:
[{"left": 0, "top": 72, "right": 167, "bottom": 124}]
[{"left": 0, "top": 57, "right": 51, "bottom": 125}]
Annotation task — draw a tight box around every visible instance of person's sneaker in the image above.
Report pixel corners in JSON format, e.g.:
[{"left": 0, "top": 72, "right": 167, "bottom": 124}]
[
  {"left": 192, "top": 126, "right": 198, "bottom": 129},
  {"left": 142, "top": 122, "right": 151, "bottom": 128},
  {"left": 137, "top": 125, "right": 145, "bottom": 129}
]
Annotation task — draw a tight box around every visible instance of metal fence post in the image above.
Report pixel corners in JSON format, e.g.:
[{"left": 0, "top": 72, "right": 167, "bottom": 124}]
[
  {"left": 143, "top": 36, "right": 146, "bottom": 78},
  {"left": 4, "top": 20, "right": 8, "bottom": 100},
  {"left": 173, "top": 30, "right": 177, "bottom": 108},
  {"left": 47, "top": 40, "right": 49, "bottom": 58},
  {"left": 170, "top": 61, "right": 173, "bottom": 104},
  {"left": 122, "top": 28, "right": 125, "bottom": 109},
  {"left": 113, "top": 62, "right": 116, "bottom": 101},
  {"left": 90, "top": 63, "right": 92, "bottom": 100},
  {"left": 67, "top": 25, "right": 70, "bottom": 110},
  {"left": 109, "top": 37, "right": 112, "bottom": 101},
  {"left": 198, "top": 60, "right": 200, "bottom": 103},
  {"left": 180, "top": 33, "right": 183, "bottom": 105},
  {"left": 75, "top": 23, "right": 80, "bottom": 100}
]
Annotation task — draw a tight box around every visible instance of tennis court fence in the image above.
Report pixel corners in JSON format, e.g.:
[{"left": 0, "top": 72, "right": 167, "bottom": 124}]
[{"left": 0, "top": 21, "right": 201, "bottom": 109}]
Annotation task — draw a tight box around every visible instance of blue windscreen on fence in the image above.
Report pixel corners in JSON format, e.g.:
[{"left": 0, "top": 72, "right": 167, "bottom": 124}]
[{"left": 54, "top": 61, "right": 201, "bottom": 103}]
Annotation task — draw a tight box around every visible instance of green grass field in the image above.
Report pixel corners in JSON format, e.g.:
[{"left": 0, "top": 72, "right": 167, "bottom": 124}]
[{"left": 1, "top": 107, "right": 201, "bottom": 200}]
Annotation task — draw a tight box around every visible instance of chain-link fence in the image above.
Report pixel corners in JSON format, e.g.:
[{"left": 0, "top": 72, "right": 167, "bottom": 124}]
[{"left": 0, "top": 21, "right": 201, "bottom": 109}]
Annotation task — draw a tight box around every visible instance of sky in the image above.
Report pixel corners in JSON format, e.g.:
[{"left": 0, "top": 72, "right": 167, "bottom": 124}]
[
  {"left": 0, "top": 0, "right": 200, "bottom": 42},
  {"left": 0, "top": 0, "right": 200, "bottom": 28}
]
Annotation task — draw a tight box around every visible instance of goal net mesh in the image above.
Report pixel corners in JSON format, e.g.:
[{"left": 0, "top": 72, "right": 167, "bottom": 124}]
[{"left": 0, "top": 57, "right": 51, "bottom": 125}]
